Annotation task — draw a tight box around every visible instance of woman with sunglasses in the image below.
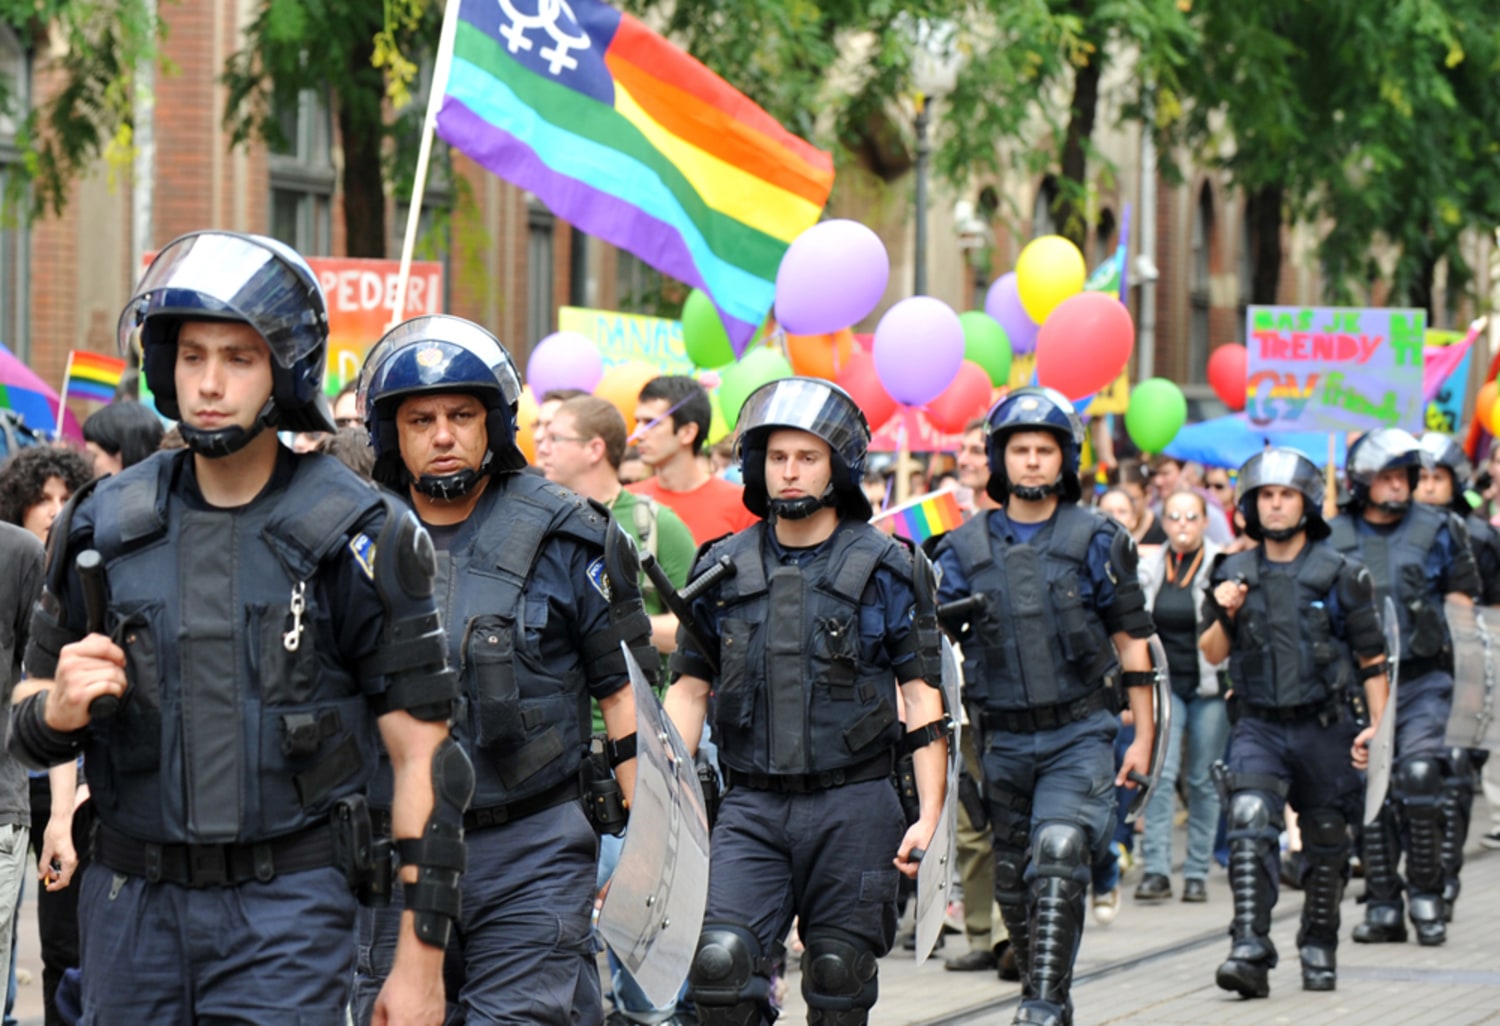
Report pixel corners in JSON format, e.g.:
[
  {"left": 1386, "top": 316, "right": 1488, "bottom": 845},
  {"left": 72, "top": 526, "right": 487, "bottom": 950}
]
[{"left": 1134, "top": 489, "right": 1230, "bottom": 903}]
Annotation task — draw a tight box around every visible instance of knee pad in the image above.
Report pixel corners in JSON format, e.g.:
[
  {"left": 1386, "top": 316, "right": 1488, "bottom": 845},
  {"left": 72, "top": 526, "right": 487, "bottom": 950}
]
[
  {"left": 689, "top": 922, "right": 770, "bottom": 1021},
  {"left": 995, "top": 847, "right": 1028, "bottom": 905},
  {"left": 1396, "top": 758, "right": 1444, "bottom": 808},
  {"left": 1226, "top": 792, "right": 1281, "bottom": 844},
  {"left": 1447, "top": 747, "right": 1472, "bottom": 778},
  {"left": 1032, "top": 821, "right": 1088, "bottom": 883},
  {"left": 1299, "top": 807, "right": 1350, "bottom": 861},
  {"left": 801, "top": 927, "right": 878, "bottom": 1015}
]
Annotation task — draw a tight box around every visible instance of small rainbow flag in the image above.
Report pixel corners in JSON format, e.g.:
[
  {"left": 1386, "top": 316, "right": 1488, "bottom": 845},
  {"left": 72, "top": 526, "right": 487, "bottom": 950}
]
[
  {"left": 64, "top": 350, "right": 127, "bottom": 404},
  {"left": 873, "top": 489, "right": 966, "bottom": 544},
  {"left": 434, "top": 0, "right": 834, "bottom": 347}
]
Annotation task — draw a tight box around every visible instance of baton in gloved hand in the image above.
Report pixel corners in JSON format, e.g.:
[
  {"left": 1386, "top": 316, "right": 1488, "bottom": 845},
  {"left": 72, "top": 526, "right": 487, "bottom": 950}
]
[
  {"left": 76, "top": 550, "right": 119, "bottom": 722},
  {"left": 936, "top": 594, "right": 988, "bottom": 631},
  {"left": 639, "top": 552, "right": 736, "bottom": 677}
]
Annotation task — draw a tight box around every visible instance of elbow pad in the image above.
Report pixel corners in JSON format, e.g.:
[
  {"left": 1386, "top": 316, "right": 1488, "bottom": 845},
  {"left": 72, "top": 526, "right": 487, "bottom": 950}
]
[
  {"left": 1338, "top": 565, "right": 1385, "bottom": 659},
  {"left": 583, "top": 520, "right": 658, "bottom": 685},
  {"left": 399, "top": 737, "right": 474, "bottom": 950},
  {"left": 908, "top": 544, "right": 944, "bottom": 684}
]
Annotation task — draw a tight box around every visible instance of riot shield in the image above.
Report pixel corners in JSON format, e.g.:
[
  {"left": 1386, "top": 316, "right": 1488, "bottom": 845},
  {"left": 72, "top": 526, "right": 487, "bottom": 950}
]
[
  {"left": 1444, "top": 598, "right": 1498, "bottom": 750},
  {"left": 597, "top": 645, "right": 712, "bottom": 1008},
  {"left": 1125, "top": 635, "right": 1174, "bottom": 823},
  {"left": 1364, "top": 596, "right": 1401, "bottom": 825},
  {"left": 912, "top": 637, "right": 962, "bottom": 966}
]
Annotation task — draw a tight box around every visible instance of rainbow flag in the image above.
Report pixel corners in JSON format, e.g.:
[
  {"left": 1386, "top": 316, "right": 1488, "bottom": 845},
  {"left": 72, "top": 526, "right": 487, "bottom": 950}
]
[
  {"left": 65, "top": 350, "right": 127, "bottom": 403},
  {"left": 872, "top": 489, "right": 966, "bottom": 544},
  {"left": 434, "top": 0, "right": 834, "bottom": 346}
]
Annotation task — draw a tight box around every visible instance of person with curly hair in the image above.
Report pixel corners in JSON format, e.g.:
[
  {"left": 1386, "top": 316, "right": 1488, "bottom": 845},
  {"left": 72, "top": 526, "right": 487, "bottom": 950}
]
[{"left": 0, "top": 446, "right": 93, "bottom": 543}]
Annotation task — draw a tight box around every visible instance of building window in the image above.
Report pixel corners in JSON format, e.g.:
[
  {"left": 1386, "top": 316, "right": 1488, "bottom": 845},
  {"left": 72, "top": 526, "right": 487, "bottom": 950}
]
[
  {"left": 1189, "top": 184, "right": 1214, "bottom": 383},
  {"left": 615, "top": 250, "right": 662, "bottom": 315},
  {"left": 1031, "top": 177, "right": 1059, "bottom": 238},
  {"left": 526, "top": 195, "right": 554, "bottom": 345},
  {"left": 1095, "top": 208, "right": 1117, "bottom": 268},
  {"left": 0, "top": 26, "right": 27, "bottom": 358},
  {"left": 268, "top": 87, "right": 334, "bottom": 255}
]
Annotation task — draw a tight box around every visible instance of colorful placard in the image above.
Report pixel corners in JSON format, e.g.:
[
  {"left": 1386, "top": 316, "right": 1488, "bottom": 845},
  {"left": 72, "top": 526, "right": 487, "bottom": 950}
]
[
  {"left": 1423, "top": 329, "right": 1473, "bottom": 433},
  {"left": 1245, "top": 306, "right": 1426, "bottom": 433},
  {"left": 558, "top": 305, "right": 693, "bottom": 373},
  {"left": 317, "top": 259, "right": 445, "bottom": 389}
]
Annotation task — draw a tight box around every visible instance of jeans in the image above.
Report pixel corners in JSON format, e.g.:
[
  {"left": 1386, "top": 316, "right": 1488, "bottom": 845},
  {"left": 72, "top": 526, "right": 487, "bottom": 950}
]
[
  {"left": 0, "top": 826, "right": 26, "bottom": 1026},
  {"left": 1141, "top": 693, "right": 1231, "bottom": 881}
]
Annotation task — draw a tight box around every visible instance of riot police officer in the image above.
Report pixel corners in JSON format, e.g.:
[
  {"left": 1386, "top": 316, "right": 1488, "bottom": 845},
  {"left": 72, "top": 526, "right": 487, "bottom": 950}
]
[
  {"left": 1201, "top": 448, "right": 1389, "bottom": 998},
  {"left": 931, "top": 387, "right": 1157, "bottom": 1026},
  {"left": 1415, "top": 431, "right": 1497, "bottom": 921},
  {"left": 9, "top": 232, "right": 468, "bottom": 1026},
  {"left": 1329, "top": 427, "right": 1480, "bottom": 947},
  {"left": 353, "top": 315, "right": 655, "bottom": 1026},
  {"left": 664, "top": 377, "right": 947, "bottom": 1026}
]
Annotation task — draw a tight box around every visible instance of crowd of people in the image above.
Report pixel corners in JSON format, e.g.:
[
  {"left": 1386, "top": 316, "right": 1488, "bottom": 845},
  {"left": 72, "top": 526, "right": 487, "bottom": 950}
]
[{"left": 0, "top": 229, "right": 1496, "bottom": 1026}]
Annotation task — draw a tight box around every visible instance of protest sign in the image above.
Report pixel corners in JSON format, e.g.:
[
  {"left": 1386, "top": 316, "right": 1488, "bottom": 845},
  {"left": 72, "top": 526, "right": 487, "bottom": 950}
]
[
  {"left": 1245, "top": 306, "right": 1425, "bottom": 433},
  {"left": 558, "top": 306, "right": 693, "bottom": 374}
]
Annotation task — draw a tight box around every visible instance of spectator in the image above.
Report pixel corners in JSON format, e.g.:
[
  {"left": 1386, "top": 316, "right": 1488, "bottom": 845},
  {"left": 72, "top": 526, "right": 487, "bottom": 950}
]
[
  {"left": 1149, "top": 455, "right": 1184, "bottom": 506},
  {"left": 618, "top": 446, "right": 650, "bottom": 485},
  {"left": 1098, "top": 487, "right": 1138, "bottom": 532},
  {"left": 629, "top": 375, "right": 758, "bottom": 544},
  {"left": 315, "top": 426, "right": 376, "bottom": 481},
  {"left": 0, "top": 447, "right": 93, "bottom": 544},
  {"left": 1116, "top": 459, "right": 1168, "bottom": 545},
  {"left": 533, "top": 387, "right": 590, "bottom": 455},
  {"left": 331, "top": 379, "right": 361, "bottom": 429},
  {"left": 81, "top": 401, "right": 164, "bottom": 478},
  {"left": 0, "top": 523, "right": 41, "bottom": 1026}
]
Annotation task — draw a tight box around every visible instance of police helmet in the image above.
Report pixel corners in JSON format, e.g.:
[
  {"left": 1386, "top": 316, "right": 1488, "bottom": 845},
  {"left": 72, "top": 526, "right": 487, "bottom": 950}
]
[
  {"left": 1417, "top": 431, "right": 1472, "bottom": 513},
  {"left": 358, "top": 315, "right": 526, "bottom": 496},
  {"left": 983, "top": 386, "right": 1085, "bottom": 504},
  {"left": 1234, "top": 447, "right": 1329, "bottom": 542},
  {"left": 736, "top": 377, "right": 872, "bottom": 521},
  {"left": 1345, "top": 428, "right": 1422, "bottom": 510},
  {"left": 118, "top": 231, "right": 334, "bottom": 455}
]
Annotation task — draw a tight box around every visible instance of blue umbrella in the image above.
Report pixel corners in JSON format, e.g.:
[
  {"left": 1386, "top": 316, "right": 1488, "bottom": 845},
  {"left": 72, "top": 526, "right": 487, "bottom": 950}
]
[{"left": 1164, "top": 414, "right": 1348, "bottom": 470}]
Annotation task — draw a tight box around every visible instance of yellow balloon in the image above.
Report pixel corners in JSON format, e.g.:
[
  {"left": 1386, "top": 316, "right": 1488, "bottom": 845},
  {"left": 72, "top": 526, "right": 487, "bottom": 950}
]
[
  {"left": 516, "top": 385, "right": 539, "bottom": 464},
  {"left": 1015, "top": 235, "right": 1087, "bottom": 325},
  {"left": 595, "top": 361, "right": 661, "bottom": 435}
]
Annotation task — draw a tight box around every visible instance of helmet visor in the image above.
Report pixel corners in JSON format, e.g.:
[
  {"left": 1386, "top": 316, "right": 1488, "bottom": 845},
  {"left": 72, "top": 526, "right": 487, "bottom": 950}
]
[
  {"left": 1237, "top": 447, "right": 1322, "bottom": 507},
  {"left": 119, "top": 233, "right": 326, "bottom": 368},
  {"left": 1349, "top": 428, "right": 1422, "bottom": 480},
  {"left": 736, "top": 378, "right": 870, "bottom": 467}
]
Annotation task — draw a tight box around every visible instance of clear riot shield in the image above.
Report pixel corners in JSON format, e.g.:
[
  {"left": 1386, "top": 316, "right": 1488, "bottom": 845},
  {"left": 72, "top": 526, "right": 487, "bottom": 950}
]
[
  {"left": 596, "top": 645, "right": 712, "bottom": 1008},
  {"left": 911, "top": 636, "right": 962, "bottom": 966},
  {"left": 1444, "top": 597, "right": 1498, "bottom": 750},
  {"left": 1125, "top": 635, "right": 1174, "bottom": 823},
  {"left": 1364, "top": 596, "right": 1401, "bottom": 825}
]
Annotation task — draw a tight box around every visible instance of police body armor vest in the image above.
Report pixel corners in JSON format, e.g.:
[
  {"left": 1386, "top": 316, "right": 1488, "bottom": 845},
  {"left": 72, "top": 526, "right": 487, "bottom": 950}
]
[
  {"left": 86, "top": 450, "right": 384, "bottom": 845},
  {"left": 1329, "top": 505, "right": 1449, "bottom": 663},
  {"left": 1218, "top": 545, "right": 1354, "bottom": 709},
  {"left": 441, "top": 474, "right": 611, "bottom": 808},
  {"left": 942, "top": 505, "right": 1118, "bottom": 713},
  {"left": 711, "top": 521, "right": 911, "bottom": 777}
]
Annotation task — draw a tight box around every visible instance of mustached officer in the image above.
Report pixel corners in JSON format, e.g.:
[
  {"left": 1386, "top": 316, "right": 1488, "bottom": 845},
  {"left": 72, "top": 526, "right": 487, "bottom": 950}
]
[
  {"left": 664, "top": 377, "right": 948, "bottom": 1026},
  {"left": 10, "top": 232, "right": 468, "bottom": 1025},
  {"left": 353, "top": 315, "right": 655, "bottom": 1026},
  {"left": 1202, "top": 448, "right": 1389, "bottom": 997},
  {"left": 931, "top": 387, "right": 1157, "bottom": 1026},
  {"left": 1415, "top": 431, "right": 1497, "bottom": 921},
  {"left": 1329, "top": 428, "right": 1480, "bottom": 947}
]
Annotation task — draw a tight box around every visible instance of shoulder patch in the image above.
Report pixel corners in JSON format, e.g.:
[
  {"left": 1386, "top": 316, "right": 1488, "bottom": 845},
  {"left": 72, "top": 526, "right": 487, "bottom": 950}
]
[
  {"left": 586, "top": 555, "right": 612, "bottom": 600},
  {"left": 348, "top": 532, "right": 376, "bottom": 580}
]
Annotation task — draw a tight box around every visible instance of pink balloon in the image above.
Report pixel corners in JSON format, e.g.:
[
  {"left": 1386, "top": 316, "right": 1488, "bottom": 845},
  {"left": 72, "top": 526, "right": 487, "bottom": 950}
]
[
  {"left": 984, "top": 273, "right": 1040, "bottom": 355},
  {"left": 526, "top": 331, "right": 603, "bottom": 396},
  {"left": 775, "top": 220, "right": 890, "bottom": 334},
  {"left": 1034, "top": 293, "right": 1134, "bottom": 401},
  {"left": 872, "top": 297, "right": 965, "bottom": 406}
]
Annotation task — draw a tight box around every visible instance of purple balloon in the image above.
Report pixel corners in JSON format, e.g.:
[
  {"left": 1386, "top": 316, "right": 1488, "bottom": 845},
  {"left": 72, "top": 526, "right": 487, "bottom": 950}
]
[
  {"left": 774, "top": 219, "right": 890, "bottom": 335},
  {"left": 872, "top": 297, "right": 965, "bottom": 406},
  {"left": 526, "top": 331, "right": 603, "bottom": 396},
  {"left": 985, "top": 273, "right": 1040, "bottom": 355}
]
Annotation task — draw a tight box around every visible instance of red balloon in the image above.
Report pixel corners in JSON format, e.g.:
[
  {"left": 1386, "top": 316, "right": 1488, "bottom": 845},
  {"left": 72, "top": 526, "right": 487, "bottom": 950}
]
[
  {"left": 835, "top": 349, "right": 898, "bottom": 431},
  {"left": 924, "top": 360, "right": 993, "bottom": 435},
  {"left": 1207, "top": 343, "right": 1249, "bottom": 412},
  {"left": 1034, "top": 292, "right": 1135, "bottom": 401}
]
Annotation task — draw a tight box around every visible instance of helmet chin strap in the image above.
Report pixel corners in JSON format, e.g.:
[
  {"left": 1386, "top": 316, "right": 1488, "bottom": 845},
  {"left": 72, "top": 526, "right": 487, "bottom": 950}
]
[
  {"left": 178, "top": 399, "right": 276, "bottom": 458},
  {"left": 412, "top": 453, "right": 494, "bottom": 501},
  {"left": 1010, "top": 479, "right": 1061, "bottom": 502},
  {"left": 1261, "top": 516, "right": 1306, "bottom": 542},
  {"left": 1374, "top": 498, "right": 1411, "bottom": 517},
  {"left": 767, "top": 484, "right": 836, "bottom": 522}
]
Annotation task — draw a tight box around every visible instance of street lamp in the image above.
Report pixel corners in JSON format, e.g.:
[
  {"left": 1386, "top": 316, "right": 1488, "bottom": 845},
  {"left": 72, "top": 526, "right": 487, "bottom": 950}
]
[{"left": 910, "top": 20, "right": 962, "bottom": 297}]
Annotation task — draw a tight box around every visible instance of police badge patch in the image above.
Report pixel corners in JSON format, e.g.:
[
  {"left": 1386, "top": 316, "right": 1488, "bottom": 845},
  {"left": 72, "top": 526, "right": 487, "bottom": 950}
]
[
  {"left": 349, "top": 533, "right": 376, "bottom": 579},
  {"left": 587, "top": 556, "right": 612, "bottom": 600}
]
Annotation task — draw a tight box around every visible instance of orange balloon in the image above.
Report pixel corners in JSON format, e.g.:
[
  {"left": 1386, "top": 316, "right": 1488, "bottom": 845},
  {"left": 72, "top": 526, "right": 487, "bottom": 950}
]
[
  {"left": 595, "top": 361, "right": 661, "bottom": 435},
  {"left": 516, "top": 385, "right": 539, "bottom": 464},
  {"left": 786, "top": 328, "right": 856, "bottom": 380},
  {"left": 1479, "top": 380, "right": 1500, "bottom": 435}
]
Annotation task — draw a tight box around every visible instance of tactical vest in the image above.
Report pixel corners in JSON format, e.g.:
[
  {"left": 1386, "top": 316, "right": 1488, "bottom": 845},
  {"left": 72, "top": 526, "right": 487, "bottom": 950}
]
[
  {"left": 440, "top": 474, "right": 613, "bottom": 808},
  {"left": 1218, "top": 545, "right": 1354, "bottom": 709},
  {"left": 1465, "top": 513, "right": 1500, "bottom": 607},
  {"left": 85, "top": 450, "right": 384, "bottom": 845},
  {"left": 941, "top": 505, "right": 1118, "bottom": 713},
  {"left": 711, "top": 521, "right": 911, "bottom": 776},
  {"left": 1329, "top": 506, "right": 1449, "bottom": 662}
]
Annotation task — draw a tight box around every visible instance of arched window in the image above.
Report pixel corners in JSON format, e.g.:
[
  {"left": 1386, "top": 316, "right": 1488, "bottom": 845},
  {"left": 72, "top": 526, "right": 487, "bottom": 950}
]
[
  {"left": 1095, "top": 208, "right": 1117, "bottom": 269},
  {"left": 1031, "top": 177, "right": 1058, "bottom": 238},
  {"left": 1189, "top": 184, "right": 1214, "bottom": 383}
]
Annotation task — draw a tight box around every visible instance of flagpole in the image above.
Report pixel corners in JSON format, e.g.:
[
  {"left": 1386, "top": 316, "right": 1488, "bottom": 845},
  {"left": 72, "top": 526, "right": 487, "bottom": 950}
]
[
  {"left": 55, "top": 351, "right": 73, "bottom": 441},
  {"left": 389, "top": 0, "right": 464, "bottom": 331}
]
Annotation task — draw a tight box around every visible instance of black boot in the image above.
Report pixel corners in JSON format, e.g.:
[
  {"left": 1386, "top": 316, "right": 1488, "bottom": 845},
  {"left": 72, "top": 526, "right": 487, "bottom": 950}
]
[
  {"left": 1439, "top": 752, "right": 1472, "bottom": 923},
  {"left": 1012, "top": 823, "right": 1086, "bottom": 1026},
  {"left": 1297, "top": 807, "right": 1348, "bottom": 992},
  {"left": 1352, "top": 806, "right": 1407, "bottom": 943},
  {"left": 1216, "top": 833, "right": 1277, "bottom": 999},
  {"left": 1402, "top": 764, "right": 1448, "bottom": 947}
]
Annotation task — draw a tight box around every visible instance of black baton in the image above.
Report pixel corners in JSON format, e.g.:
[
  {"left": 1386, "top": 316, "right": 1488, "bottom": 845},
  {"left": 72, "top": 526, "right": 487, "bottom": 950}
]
[
  {"left": 76, "top": 550, "right": 119, "bottom": 721},
  {"left": 936, "top": 593, "right": 987, "bottom": 627},
  {"left": 640, "top": 553, "right": 735, "bottom": 677}
]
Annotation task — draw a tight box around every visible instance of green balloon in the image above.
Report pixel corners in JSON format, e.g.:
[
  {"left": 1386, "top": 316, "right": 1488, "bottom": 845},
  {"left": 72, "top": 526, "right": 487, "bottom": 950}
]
[
  {"left": 719, "top": 347, "right": 794, "bottom": 428},
  {"left": 1124, "top": 377, "right": 1188, "bottom": 453},
  {"left": 681, "top": 289, "right": 735, "bottom": 368},
  {"left": 959, "top": 310, "right": 1012, "bottom": 386}
]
